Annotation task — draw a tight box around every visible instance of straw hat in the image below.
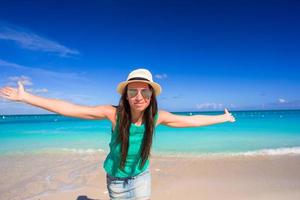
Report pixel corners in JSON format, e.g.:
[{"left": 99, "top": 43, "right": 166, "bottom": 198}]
[{"left": 117, "top": 68, "right": 162, "bottom": 96}]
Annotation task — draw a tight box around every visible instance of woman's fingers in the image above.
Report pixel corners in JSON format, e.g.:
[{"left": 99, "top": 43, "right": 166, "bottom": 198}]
[
  {"left": 224, "top": 108, "right": 229, "bottom": 114},
  {"left": 230, "top": 116, "right": 236, "bottom": 122},
  {"left": 3, "top": 88, "right": 13, "bottom": 94},
  {"left": 1, "top": 90, "right": 11, "bottom": 97},
  {"left": 1, "top": 87, "right": 15, "bottom": 95},
  {"left": 229, "top": 114, "right": 235, "bottom": 122},
  {"left": 0, "top": 86, "right": 18, "bottom": 100},
  {"left": 1, "top": 87, "right": 14, "bottom": 92},
  {"left": 0, "top": 90, "right": 12, "bottom": 99},
  {"left": 0, "top": 88, "right": 8, "bottom": 95},
  {"left": 224, "top": 108, "right": 236, "bottom": 122},
  {"left": 0, "top": 89, "right": 6, "bottom": 96},
  {"left": 0, "top": 81, "right": 25, "bottom": 101}
]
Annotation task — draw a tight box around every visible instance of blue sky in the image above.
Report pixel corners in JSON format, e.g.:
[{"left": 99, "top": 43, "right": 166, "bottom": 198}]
[{"left": 0, "top": 0, "right": 300, "bottom": 114}]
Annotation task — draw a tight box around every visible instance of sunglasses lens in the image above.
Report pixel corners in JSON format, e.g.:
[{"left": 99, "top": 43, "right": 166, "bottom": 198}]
[
  {"left": 141, "top": 89, "right": 152, "bottom": 99},
  {"left": 128, "top": 89, "right": 138, "bottom": 97}
]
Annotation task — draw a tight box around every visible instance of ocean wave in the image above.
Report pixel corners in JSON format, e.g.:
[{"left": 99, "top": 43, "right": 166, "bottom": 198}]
[
  {"left": 2, "top": 147, "right": 300, "bottom": 157},
  {"left": 60, "top": 148, "right": 104, "bottom": 154},
  {"left": 235, "top": 146, "right": 300, "bottom": 156},
  {"left": 152, "top": 146, "right": 300, "bottom": 158}
]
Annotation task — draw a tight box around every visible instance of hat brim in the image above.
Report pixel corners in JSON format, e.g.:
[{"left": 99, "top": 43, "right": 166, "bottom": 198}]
[{"left": 117, "top": 80, "right": 162, "bottom": 96}]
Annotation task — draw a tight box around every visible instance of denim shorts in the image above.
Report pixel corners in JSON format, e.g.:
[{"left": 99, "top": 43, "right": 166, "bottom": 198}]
[{"left": 106, "top": 170, "right": 151, "bottom": 200}]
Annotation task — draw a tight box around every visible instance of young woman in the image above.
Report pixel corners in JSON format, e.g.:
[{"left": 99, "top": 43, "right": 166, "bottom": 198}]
[{"left": 0, "top": 68, "right": 235, "bottom": 200}]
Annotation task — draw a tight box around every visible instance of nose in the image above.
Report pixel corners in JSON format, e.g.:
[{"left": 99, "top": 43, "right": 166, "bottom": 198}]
[{"left": 135, "top": 91, "right": 144, "bottom": 100}]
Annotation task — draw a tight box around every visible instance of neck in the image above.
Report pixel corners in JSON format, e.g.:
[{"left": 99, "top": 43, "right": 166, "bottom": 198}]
[{"left": 130, "top": 109, "right": 144, "bottom": 124}]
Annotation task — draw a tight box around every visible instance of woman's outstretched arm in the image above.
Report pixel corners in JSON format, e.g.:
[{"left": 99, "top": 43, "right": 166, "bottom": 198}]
[
  {"left": 0, "top": 81, "right": 115, "bottom": 120},
  {"left": 157, "top": 108, "right": 235, "bottom": 128}
]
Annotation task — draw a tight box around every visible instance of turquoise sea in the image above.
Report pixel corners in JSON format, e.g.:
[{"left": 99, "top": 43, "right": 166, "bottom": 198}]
[{"left": 1, "top": 110, "right": 300, "bottom": 156}]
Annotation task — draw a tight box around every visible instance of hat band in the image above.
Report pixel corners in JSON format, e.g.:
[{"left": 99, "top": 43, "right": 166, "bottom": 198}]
[{"left": 128, "top": 77, "right": 150, "bottom": 82}]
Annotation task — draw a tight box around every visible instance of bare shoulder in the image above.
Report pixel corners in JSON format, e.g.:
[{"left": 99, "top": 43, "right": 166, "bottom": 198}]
[{"left": 91, "top": 105, "right": 117, "bottom": 122}]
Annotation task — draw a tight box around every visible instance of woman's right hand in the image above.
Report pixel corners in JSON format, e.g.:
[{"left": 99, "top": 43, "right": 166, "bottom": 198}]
[
  {"left": 0, "top": 81, "right": 26, "bottom": 102},
  {"left": 0, "top": 81, "right": 115, "bottom": 121}
]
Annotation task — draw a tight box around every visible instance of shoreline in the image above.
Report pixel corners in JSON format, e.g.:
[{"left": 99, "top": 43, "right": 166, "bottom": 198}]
[
  {"left": 1, "top": 145, "right": 300, "bottom": 158},
  {"left": 0, "top": 152, "right": 299, "bottom": 200},
  {"left": 2, "top": 108, "right": 300, "bottom": 116}
]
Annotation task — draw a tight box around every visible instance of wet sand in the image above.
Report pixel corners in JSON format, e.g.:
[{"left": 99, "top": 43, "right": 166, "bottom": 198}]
[{"left": 0, "top": 152, "right": 300, "bottom": 200}]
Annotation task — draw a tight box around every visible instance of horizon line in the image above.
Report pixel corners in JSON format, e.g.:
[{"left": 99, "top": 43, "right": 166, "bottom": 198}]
[{"left": 1, "top": 108, "right": 300, "bottom": 116}]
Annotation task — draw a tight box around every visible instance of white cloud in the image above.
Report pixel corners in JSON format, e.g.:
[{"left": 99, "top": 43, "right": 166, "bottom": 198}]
[
  {"left": 155, "top": 73, "right": 168, "bottom": 79},
  {"left": 0, "top": 59, "right": 88, "bottom": 81},
  {"left": 8, "top": 75, "right": 33, "bottom": 86},
  {"left": 278, "top": 98, "right": 286, "bottom": 103},
  {"left": 5, "top": 75, "right": 48, "bottom": 94},
  {"left": 196, "top": 102, "right": 223, "bottom": 110},
  {"left": 229, "top": 103, "right": 236, "bottom": 108},
  {"left": 27, "top": 88, "right": 48, "bottom": 94},
  {"left": 0, "top": 25, "right": 79, "bottom": 57}
]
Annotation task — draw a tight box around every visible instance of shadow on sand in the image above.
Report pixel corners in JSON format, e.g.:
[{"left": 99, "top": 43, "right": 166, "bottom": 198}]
[{"left": 76, "top": 195, "right": 102, "bottom": 200}]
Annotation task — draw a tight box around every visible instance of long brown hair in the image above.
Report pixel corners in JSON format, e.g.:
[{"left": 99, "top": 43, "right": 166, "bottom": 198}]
[{"left": 116, "top": 84, "right": 158, "bottom": 170}]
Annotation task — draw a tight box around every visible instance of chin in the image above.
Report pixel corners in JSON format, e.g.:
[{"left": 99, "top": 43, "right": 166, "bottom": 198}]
[{"left": 136, "top": 107, "right": 146, "bottom": 111}]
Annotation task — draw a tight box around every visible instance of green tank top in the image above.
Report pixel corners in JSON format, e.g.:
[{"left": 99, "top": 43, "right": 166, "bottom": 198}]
[{"left": 103, "top": 113, "right": 158, "bottom": 178}]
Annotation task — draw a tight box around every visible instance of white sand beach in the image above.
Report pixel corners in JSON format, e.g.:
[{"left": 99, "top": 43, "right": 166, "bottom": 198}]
[{"left": 1, "top": 153, "right": 300, "bottom": 200}]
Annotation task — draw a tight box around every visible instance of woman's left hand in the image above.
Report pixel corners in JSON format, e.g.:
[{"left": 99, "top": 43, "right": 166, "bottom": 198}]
[{"left": 224, "top": 108, "right": 236, "bottom": 122}]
